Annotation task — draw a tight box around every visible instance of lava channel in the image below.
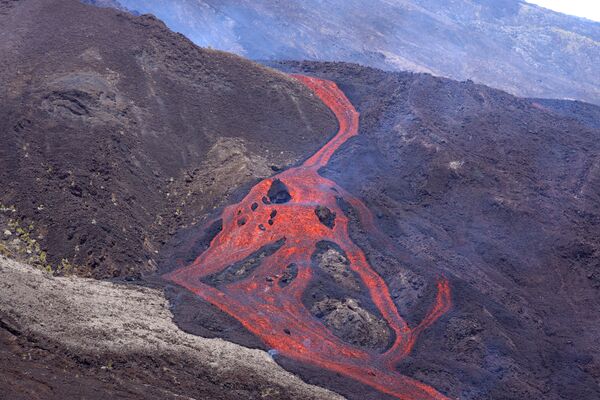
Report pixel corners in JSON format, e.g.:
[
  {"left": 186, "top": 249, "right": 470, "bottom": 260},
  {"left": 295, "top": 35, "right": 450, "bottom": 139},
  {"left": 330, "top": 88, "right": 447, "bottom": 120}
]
[{"left": 164, "top": 75, "right": 452, "bottom": 400}]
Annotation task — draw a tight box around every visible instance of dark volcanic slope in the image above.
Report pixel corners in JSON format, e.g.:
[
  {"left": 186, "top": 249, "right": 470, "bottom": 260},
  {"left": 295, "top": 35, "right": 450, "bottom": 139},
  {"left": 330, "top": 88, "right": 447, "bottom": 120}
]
[
  {"left": 111, "top": 0, "right": 599, "bottom": 104},
  {"left": 0, "top": 0, "right": 337, "bottom": 278},
  {"left": 2, "top": 1, "right": 600, "bottom": 399},
  {"left": 266, "top": 61, "right": 600, "bottom": 399}
]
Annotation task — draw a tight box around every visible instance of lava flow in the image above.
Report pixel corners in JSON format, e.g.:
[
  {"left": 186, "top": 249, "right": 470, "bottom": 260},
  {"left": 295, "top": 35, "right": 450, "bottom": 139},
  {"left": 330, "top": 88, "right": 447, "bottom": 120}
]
[{"left": 164, "top": 75, "right": 452, "bottom": 400}]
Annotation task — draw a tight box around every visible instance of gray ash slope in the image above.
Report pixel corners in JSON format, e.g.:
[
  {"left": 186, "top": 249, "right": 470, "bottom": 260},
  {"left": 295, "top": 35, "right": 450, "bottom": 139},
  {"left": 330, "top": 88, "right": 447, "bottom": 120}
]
[
  {"left": 263, "top": 60, "right": 600, "bottom": 399},
  {"left": 0, "top": 0, "right": 337, "bottom": 278},
  {"left": 106, "top": 0, "right": 598, "bottom": 104}
]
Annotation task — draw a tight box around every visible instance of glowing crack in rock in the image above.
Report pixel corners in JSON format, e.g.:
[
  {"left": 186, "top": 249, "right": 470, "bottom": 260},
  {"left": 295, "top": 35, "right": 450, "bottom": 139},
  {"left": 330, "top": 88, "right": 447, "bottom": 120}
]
[{"left": 164, "top": 75, "right": 451, "bottom": 400}]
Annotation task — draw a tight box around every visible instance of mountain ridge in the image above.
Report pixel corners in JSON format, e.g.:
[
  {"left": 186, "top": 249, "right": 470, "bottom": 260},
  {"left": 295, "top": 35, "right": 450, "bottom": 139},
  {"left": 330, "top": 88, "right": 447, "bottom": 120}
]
[{"left": 98, "top": 0, "right": 600, "bottom": 104}]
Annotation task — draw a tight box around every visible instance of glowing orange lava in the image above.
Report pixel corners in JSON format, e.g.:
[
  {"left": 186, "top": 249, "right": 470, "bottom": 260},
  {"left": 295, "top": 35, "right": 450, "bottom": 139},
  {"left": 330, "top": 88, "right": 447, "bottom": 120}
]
[{"left": 165, "top": 75, "right": 451, "bottom": 400}]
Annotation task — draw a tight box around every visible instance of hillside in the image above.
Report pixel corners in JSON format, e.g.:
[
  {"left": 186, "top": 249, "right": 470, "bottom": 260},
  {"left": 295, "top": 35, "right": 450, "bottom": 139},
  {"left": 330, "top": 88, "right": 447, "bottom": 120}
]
[
  {"left": 265, "top": 60, "right": 600, "bottom": 399},
  {"left": 0, "top": 1, "right": 599, "bottom": 399},
  {"left": 0, "top": 0, "right": 337, "bottom": 278},
  {"left": 108, "top": 0, "right": 599, "bottom": 104}
]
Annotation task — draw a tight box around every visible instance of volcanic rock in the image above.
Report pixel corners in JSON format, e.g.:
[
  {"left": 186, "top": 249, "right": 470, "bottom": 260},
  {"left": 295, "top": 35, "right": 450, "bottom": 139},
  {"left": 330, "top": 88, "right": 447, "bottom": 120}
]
[
  {"left": 267, "top": 179, "right": 292, "bottom": 204},
  {"left": 311, "top": 297, "right": 391, "bottom": 350},
  {"left": 314, "top": 243, "right": 360, "bottom": 291},
  {"left": 0, "top": 0, "right": 337, "bottom": 278},
  {"left": 315, "top": 205, "right": 336, "bottom": 229}
]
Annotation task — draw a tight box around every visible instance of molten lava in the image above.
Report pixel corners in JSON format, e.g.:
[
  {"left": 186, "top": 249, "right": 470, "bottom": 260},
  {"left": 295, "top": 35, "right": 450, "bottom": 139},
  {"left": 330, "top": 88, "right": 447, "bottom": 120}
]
[{"left": 165, "top": 75, "right": 451, "bottom": 400}]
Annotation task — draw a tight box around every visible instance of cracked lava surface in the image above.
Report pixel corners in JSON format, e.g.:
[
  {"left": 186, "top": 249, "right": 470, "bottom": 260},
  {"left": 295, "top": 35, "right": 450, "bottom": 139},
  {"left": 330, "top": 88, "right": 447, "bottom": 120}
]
[{"left": 164, "top": 75, "right": 452, "bottom": 400}]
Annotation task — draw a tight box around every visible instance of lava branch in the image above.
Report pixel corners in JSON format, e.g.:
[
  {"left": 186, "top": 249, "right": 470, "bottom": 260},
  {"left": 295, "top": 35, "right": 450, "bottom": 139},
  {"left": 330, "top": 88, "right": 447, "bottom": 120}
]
[{"left": 164, "top": 74, "right": 452, "bottom": 400}]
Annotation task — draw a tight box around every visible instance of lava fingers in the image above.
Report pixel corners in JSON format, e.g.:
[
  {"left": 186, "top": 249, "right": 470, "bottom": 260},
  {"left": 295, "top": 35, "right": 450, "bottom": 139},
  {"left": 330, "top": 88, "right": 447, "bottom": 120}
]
[{"left": 164, "top": 75, "right": 451, "bottom": 400}]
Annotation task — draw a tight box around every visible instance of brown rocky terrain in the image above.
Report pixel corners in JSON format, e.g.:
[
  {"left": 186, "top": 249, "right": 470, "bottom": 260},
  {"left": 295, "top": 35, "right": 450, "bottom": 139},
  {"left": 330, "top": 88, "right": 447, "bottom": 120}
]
[
  {"left": 0, "top": 0, "right": 337, "bottom": 278},
  {"left": 1, "top": 0, "right": 599, "bottom": 399}
]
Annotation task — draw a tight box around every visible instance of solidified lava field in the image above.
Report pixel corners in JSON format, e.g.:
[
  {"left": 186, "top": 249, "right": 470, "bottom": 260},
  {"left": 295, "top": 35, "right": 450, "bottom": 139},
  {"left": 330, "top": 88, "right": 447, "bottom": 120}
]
[
  {"left": 3, "top": 2, "right": 600, "bottom": 400},
  {"left": 165, "top": 75, "right": 451, "bottom": 400}
]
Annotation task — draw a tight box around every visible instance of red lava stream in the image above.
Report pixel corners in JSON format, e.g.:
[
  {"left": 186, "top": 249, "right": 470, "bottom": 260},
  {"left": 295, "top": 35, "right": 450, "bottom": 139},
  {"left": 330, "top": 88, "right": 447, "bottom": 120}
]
[{"left": 165, "top": 75, "right": 451, "bottom": 400}]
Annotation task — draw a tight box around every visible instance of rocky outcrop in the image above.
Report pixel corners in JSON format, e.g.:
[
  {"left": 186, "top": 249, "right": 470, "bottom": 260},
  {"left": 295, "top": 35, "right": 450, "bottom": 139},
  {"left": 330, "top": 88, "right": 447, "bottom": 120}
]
[
  {"left": 311, "top": 298, "right": 390, "bottom": 349},
  {"left": 0, "top": 256, "right": 344, "bottom": 400}
]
